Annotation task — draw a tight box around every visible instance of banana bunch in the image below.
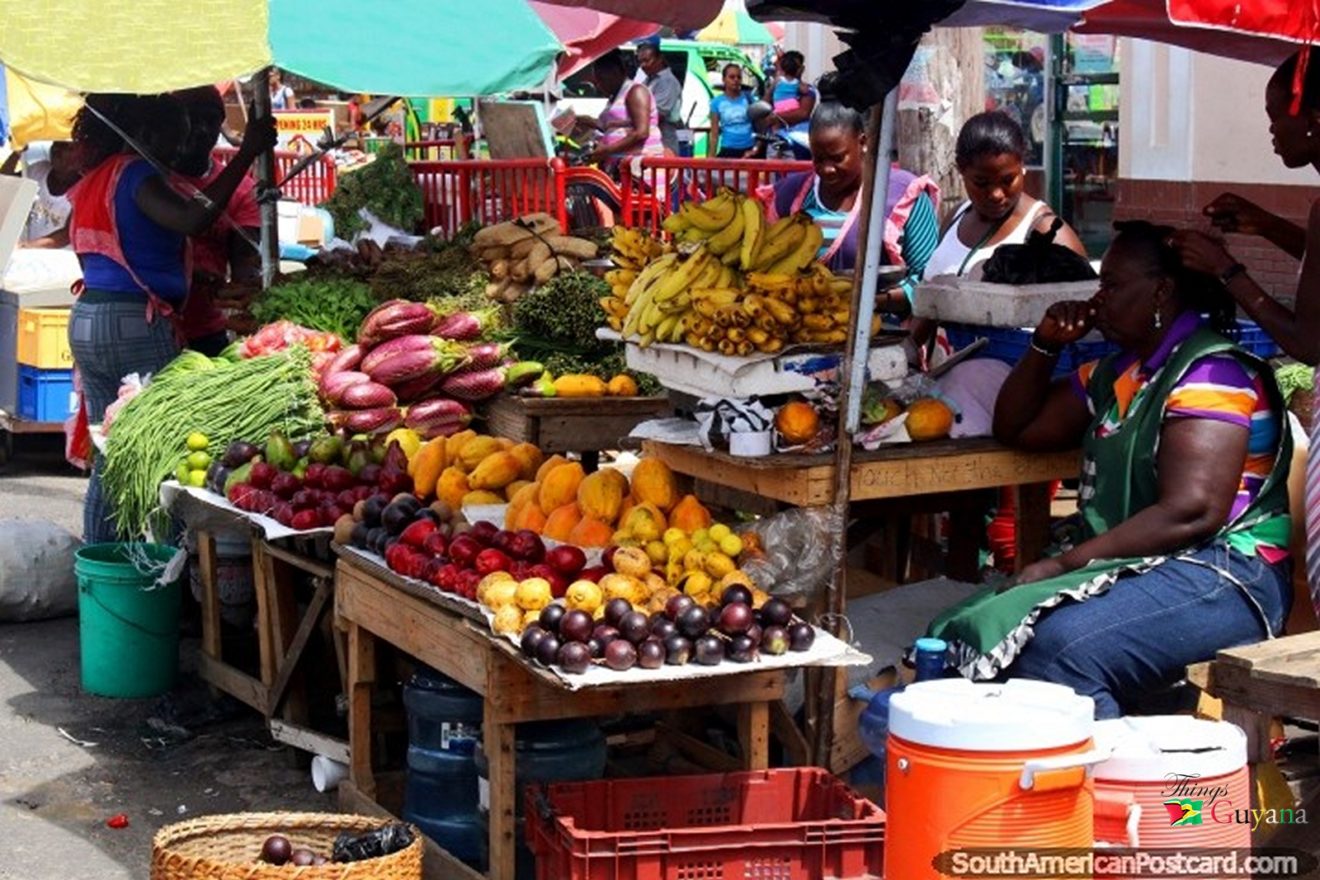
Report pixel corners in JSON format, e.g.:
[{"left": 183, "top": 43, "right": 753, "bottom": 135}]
[
  {"left": 610, "top": 227, "right": 668, "bottom": 271},
  {"left": 662, "top": 189, "right": 824, "bottom": 274},
  {"left": 745, "top": 265, "right": 881, "bottom": 345}
]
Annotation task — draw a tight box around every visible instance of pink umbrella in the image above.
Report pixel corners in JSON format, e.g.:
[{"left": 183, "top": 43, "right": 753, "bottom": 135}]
[
  {"left": 532, "top": 0, "right": 722, "bottom": 32},
  {"left": 766, "top": 21, "right": 786, "bottom": 41},
  {"left": 530, "top": 2, "right": 659, "bottom": 76}
]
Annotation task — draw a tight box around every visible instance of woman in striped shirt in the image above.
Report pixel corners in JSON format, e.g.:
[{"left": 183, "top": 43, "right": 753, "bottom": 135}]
[
  {"left": 763, "top": 92, "right": 940, "bottom": 320},
  {"left": 928, "top": 221, "right": 1293, "bottom": 717}
]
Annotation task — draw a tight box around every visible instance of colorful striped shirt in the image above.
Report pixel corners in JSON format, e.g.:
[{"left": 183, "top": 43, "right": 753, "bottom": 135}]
[{"left": 1070, "top": 312, "right": 1282, "bottom": 526}]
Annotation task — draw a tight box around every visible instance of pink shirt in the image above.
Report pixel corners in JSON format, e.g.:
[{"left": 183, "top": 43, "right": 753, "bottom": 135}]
[{"left": 177, "top": 163, "right": 260, "bottom": 339}]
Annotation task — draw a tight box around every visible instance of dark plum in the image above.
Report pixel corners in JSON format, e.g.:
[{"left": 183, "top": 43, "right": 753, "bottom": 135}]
[
  {"left": 603, "top": 598, "right": 633, "bottom": 628},
  {"left": 760, "top": 626, "right": 789, "bottom": 655},
  {"left": 260, "top": 835, "right": 292, "bottom": 865},
  {"left": 538, "top": 603, "right": 566, "bottom": 634},
  {"left": 557, "top": 641, "right": 592, "bottom": 674},
  {"left": 760, "top": 598, "right": 793, "bottom": 628},
  {"left": 717, "top": 602, "right": 754, "bottom": 636},
  {"left": 637, "top": 638, "right": 665, "bottom": 670},
  {"left": 663, "top": 635, "right": 693, "bottom": 665},
  {"left": 664, "top": 593, "right": 696, "bottom": 621},
  {"left": 618, "top": 610, "right": 651, "bottom": 644},
  {"left": 534, "top": 634, "right": 562, "bottom": 666},
  {"left": 720, "top": 584, "right": 753, "bottom": 607},
  {"left": 559, "top": 609, "right": 594, "bottom": 644},
  {"left": 520, "top": 625, "right": 549, "bottom": 658},
  {"left": 676, "top": 605, "right": 711, "bottom": 639},
  {"left": 604, "top": 639, "right": 637, "bottom": 671},
  {"left": 725, "top": 634, "right": 758, "bottom": 663},
  {"left": 650, "top": 618, "right": 678, "bottom": 641},
  {"left": 788, "top": 622, "right": 816, "bottom": 652},
  {"left": 591, "top": 624, "right": 621, "bottom": 646},
  {"left": 693, "top": 634, "right": 724, "bottom": 666}
]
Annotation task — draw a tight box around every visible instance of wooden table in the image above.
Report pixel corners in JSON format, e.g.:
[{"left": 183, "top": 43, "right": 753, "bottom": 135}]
[
  {"left": 643, "top": 436, "right": 1080, "bottom": 577},
  {"left": 334, "top": 552, "right": 787, "bottom": 880},
  {"left": 483, "top": 396, "right": 671, "bottom": 469}
]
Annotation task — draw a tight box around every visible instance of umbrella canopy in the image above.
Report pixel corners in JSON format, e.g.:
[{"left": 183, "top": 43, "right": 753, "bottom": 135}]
[
  {"left": 3, "top": 65, "right": 79, "bottom": 148},
  {"left": 0, "top": 0, "right": 564, "bottom": 96},
  {"left": 697, "top": 5, "right": 777, "bottom": 46},
  {"left": 1076, "top": 0, "right": 1309, "bottom": 65},
  {"left": 530, "top": 1, "right": 658, "bottom": 77},
  {"left": 942, "top": 0, "right": 1109, "bottom": 32},
  {"left": 535, "top": 0, "right": 721, "bottom": 32}
]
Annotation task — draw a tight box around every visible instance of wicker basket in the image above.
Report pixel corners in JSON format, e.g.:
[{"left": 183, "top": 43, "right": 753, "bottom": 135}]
[{"left": 151, "top": 812, "right": 423, "bottom": 880}]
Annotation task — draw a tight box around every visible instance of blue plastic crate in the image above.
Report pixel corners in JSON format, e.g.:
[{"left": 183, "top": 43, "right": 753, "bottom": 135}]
[
  {"left": 17, "top": 365, "right": 76, "bottom": 422},
  {"left": 945, "top": 319, "right": 1280, "bottom": 378}
]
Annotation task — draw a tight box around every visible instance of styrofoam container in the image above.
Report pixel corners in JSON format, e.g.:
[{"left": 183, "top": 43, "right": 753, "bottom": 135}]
[
  {"left": 729, "top": 430, "right": 772, "bottom": 457},
  {"left": 603, "top": 330, "right": 909, "bottom": 399},
  {"left": 913, "top": 276, "right": 1099, "bottom": 328}
]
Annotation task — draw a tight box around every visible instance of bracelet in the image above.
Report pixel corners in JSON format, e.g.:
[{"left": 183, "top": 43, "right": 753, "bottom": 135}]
[
  {"left": 1218, "top": 262, "right": 1248, "bottom": 286},
  {"left": 1029, "top": 332, "right": 1061, "bottom": 358}
]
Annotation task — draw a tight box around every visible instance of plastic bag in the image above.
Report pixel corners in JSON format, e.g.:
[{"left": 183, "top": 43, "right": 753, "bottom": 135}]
[
  {"left": 102, "top": 372, "right": 147, "bottom": 436},
  {"left": 332, "top": 823, "right": 414, "bottom": 863},
  {"left": 0, "top": 519, "right": 80, "bottom": 621},
  {"left": 980, "top": 216, "right": 1097, "bottom": 284},
  {"left": 738, "top": 506, "right": 846, "bottom": 606}
]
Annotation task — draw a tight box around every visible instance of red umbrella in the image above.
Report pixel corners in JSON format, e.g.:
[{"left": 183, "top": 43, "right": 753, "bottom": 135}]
[
  {"left": 1076, "top": 0, "right": 1314, "bottom": 65},
  {"left": 532, "top": 0, "right": 721, "bottom": 32},
  {"left": 529, "top": 2, "right": 659, "bottom": 77}
]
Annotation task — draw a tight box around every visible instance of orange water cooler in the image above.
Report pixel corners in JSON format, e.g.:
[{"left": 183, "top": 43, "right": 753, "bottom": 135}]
[
  {"left": 884, "top": 679, "right": 1105, "bottom": 880},
  {"left": 1092, "top": 716, "right": 1251, "bottom": 857}
]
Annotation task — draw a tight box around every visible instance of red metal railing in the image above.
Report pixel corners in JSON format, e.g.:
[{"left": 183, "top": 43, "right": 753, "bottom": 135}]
[
  {"left": 212, "top": 148, "right": 338, "bottom": 207},
  {"left": 620, "top": 157, "right": 812, "bottom": 232},
  {"left": 403, "top": 138, "right": 474, "bottom": 161},
  {"left": 409, "top": 158, "right": 568, "bottom": 238}
]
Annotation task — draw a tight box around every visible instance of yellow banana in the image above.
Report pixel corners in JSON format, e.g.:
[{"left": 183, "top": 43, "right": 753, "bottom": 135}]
[
  {"left": 763, "top": 297, "right": 798, "bottom": 327},
  {"left": 766, "top": 222, "right": 823, "bottom": 275},
  {"left": 684, "top": 193, "right": 736, "bottom": 232},
  {"left": 691, "top": 287, "right": 741, "bottom": 305},
  {"left": 659, "top": 293, "right": 691, "bottom": 314},
  {"left": 802, "top": 314, "right": 834, "bottom": 331},
  {"left": 605, "top": 269, "right": 637, "bottom": 289},
  {"left": 693, "top": 299, "right": 722, "bottom": 319},
  {"left": 681, "top": 226, "right": 708, "bottom": 243},
  {"left": 651, "top": 248, "right": 712, "bottom": 302},
  {"left": 738, "top": 197, "right": 765, "bottom": 271},
  {"left": 753, "top": 214, "right": 807, "bottom": 270},
  {"left": 661, "top": 212, "right": 690, "bottom": 235},
  {"left": 716, "top": 265, "right": 739, "bottom": 288},
  {"left": 704, "top": 200, "right": 746, "bottom": 256},
  {"left": 653, "top": 315, "right": 680, "bottom": 345},
  {"left": 690, "top": 255, "right": 724, "bottom": 290},
  {"left": 745, "top": 271, "right": 796, "bottom": 291}
]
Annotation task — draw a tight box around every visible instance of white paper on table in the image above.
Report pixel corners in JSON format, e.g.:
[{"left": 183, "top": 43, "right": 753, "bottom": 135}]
[
  {"left": 159, "top": 481, "right": 333, "bottom": 540},
  {"left": 627, "top": 417, "right": 704, "bottom": 447}
]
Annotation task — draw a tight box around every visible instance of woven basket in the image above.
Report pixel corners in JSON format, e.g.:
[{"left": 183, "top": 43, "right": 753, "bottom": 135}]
[{"left": 151, "top": 812, "right": 423, "bottom": 880}]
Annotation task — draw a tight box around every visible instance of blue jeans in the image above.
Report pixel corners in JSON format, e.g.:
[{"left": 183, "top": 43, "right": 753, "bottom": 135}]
[{"left": 1011, "top": 543, "right": 1291, "bottom": 718}]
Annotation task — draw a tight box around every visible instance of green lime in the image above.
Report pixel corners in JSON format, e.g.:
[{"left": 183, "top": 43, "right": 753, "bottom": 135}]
[
  {"left": 186, "top": 450, "right": 211, "bottom": 470},
  {"left": 187, "top": 469, "right": 208, "bottom": 488},
  {"left": 186, "top": 432, "right": 210, "bottom": 451},
  {"left": 175, "top": 462, "right": 191, "bottom": 484}
]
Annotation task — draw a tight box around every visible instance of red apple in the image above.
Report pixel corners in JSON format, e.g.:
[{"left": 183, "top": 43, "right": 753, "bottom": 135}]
[
  {"left": 399, "top": 519, "right": 438, "bottom": 549},
  {"left": 490, "top": 530, "right": 516, "bottom": 554},
  {"left": 510, "top": 561, "right": 533, "bottom": 581},
  {"left": 458, "top": 569, "right": 482, "bottom": 599},
  {"left": 468, "top": 521, "right": 499, "bottom": 546},
  {"left": 448, "top": 535, "right": 483, "bottom": 568},
  {"left": 510, "top": 529, "right": 546, "bottom": 562},
  {"left": 303, "top": 462, "right": 327, "bottom": 489},
  {"left": 545, "top": 544, "right": 586, "bottom": 576},
  {"left": 474, "top": 548, "right": 512, "bottom": 576},
  {"left": 433, "top": 563, "right": 462, "bottom": 592},
  {"left": 422, "top": 532, "right": 449, "bottom": 558},
  {"left": 577, "top": 565, "right": 608, "bottom": 583}
]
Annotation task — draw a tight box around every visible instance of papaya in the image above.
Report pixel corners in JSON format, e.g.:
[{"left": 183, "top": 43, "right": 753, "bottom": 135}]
[
  {"left": 437, "top": 467, "right": 471, "bottom": 511},
  {"left": 606, "top": 374, "right": 639, "bottom": 397},
  {"left": 774, "top": 401, "right": 820, "bottom": 445},
  {"left": 620, "top": 502, "right": 667, "bottom": 543},
  {"left": 444, "top": 429, "right": 478, "bottom": 466},
  {"left": 568, "top": 516, "right": 614, "bottom": 548},
  {"left": 459, "top": 436, "right": 503, "bottom": 471},
  {"left": 469, "top": 451, "right": 522, "bottom": 491},
  {"left": 538, "top": 461, "right": 585, "bottom": 514},
  {"left": 535, "top": 453, "right": 569, "bottom": 483},
  {"left": 512, "top": 503, "right": 548, "bottom": 533},
  {"left": 669, "top": 494, "right": 712, "bottom": 532},
  {"left": 505, "top": 479, "right": 532, "bottom": 502},
  {"left": 577, "top": 469, "right": 626, "bottom": 524},
  {"left": 462, "top": 490, "right": 505, "bottom": 506},
  {"left": 509, "top": 442, "right": 544, "bottom": 480},
  {"left": 543, "top": 503, "right": 582, "bottom": 542},
  {"left": 629, "top": 457, "right": 679, "bottom": 512},
  {"left": 410, "top": 437, "right": 449, "bottom": 499}
]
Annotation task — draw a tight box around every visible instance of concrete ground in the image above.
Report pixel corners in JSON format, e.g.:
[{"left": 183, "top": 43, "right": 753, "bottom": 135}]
[{"left": 0, "top": 436, "right": 332, "bottom": 879}]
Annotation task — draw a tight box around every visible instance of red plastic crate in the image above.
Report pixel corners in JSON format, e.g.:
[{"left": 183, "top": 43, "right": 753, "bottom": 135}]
[{"left": 525, "top": 768, "right": 885, "bottom": 880}]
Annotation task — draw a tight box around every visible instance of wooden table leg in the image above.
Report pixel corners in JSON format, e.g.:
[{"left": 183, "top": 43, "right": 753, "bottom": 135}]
[
  {"left": 947, "top": 508, "right": 982, "bottom": 582},
  {"left": 737, "top": 701, "right": 770, "bottom": 770},
  {"left": 252, "top": 537, "right": 277, "bottom": 688},
  {"left": 346, "top": 620, "right": 377, "bottom": 799},
  {"left": 483, "top": 700, "right": 517, "bottom": 880},
  {"left": 196, "top": 530, "right": 221, "bottom": 663},
  {"left": 1012, "top": 482, "right": 1053, "bottom": 571},
  {"left": 262, "top": 542, "right": 310, "bottom": 725}
]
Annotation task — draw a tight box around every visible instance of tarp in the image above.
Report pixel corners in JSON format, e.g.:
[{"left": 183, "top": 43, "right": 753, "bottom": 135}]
[
  {"left": 1078, "top": 0, "right": 1311, "bottom": 65},
  {"left": 530, "top": 1, "right": 658, "bottom": 77},
  {"left": 534, "top": 0, "right": 722, "bottom": 32},
  {"left": 3, "top": 65, "right": 79, "bottom": 148},
  {"left": 0, "top": 0, "right": 564, "bottom": 96}
]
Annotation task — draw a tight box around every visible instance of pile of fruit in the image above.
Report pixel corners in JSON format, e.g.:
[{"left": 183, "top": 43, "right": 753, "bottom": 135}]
[
  {"left": 472, "top": 214, "right": 601, "bottom": 304},
  {"left": 318, "top": 300, "right": 543, "bottom": 438},
  {"left": 209, "top": 430, "right": 416, "bottom": 531},
  {"left": 412, "top": 429, "right": 549, "bottom": 511},
  {"left": 516, "top": 583, "right": 817, "bottom": 675},
  {"left": 173, "top": 432, "right": 214, "bottom": 488},
  {"left": 601, "top": 192, "right": 870, "bottom": 352}
]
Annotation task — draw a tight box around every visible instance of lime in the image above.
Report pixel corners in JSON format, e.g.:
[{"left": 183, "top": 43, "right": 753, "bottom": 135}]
[
  {"left": 186, "top": 432, "right": 210, "bottom": 451},
  {"left": 186, "top": 450, "right": 211, "bottom": 470},
  {"left": 175, "top": 462, "right": 191, "bottom": 484},
  {"left": 187, "top": 469, "right": 208, "bottom": 488}
]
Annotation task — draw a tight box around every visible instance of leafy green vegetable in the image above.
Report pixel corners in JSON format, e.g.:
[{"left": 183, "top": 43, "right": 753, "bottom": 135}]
[
  {"left": 251, "top": 276, "right": 377, "bottom": 342},
  {"left": 320, "top": 144, "right": 424, "bottom": 238},
  {"left": 368, "top": 242, "right": 488, "bottom": 304},
  {"left": 1275, "top": 363, "right": 1315, "bottom": 405},
  {"left": 512, "top": 270, "right": 609, "bottom": 350}
]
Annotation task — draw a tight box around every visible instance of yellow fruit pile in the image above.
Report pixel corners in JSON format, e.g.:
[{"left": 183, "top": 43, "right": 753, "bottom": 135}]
[
  {"left": 601, "top": 191, "right": 877, "bottom": 353},
  {"left": 481, "top": 572, "right": 556, "bottom": 634},
  {"left": 410, "top": 429, "right": 546, "bottom": 508}
]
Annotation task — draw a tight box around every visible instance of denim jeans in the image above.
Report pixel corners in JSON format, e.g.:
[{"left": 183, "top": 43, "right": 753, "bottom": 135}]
[{"left": 1011, "top": 542, "right": 1292, "bottom": 718}]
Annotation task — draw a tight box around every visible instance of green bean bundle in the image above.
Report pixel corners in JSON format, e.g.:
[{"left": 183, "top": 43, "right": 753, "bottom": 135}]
[{"left": 102, "top": 347, "right": 324, "bottom": 538}]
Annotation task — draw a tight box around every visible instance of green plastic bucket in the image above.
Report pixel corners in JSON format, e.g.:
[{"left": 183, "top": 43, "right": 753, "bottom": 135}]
[{"left": 74, "top": 543, "right": 183, "bottom": 698}]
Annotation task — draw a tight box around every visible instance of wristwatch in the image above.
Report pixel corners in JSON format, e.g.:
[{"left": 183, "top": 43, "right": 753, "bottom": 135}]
[{"left": 1218, "top": 262, "right": 1248, "bottom": 286}]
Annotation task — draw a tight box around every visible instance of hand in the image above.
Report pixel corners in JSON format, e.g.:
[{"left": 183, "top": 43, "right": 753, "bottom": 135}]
[
  {"left": 1168, "top": 230, "right": 1237, "bottom": 278},
  {"left": 237, "top": 116, "right": 278, "bottom": 159},
  {"left": 1002, "top": 557, "right": 1068, "bottom": 591},
  {"left": 1036, "top": 300, "right": 1096, "bottom": 348},
  {"left": 1204, "top": 193, "right": 1273, "bottom": 237}
]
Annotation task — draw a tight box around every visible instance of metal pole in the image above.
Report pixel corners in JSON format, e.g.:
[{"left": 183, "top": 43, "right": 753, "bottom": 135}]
[
  {"left": 253, "top": 69, "right": 279, "bottom": 289},
  {"left": 809, "top": 89, "right": 897, "bottom": 767}
]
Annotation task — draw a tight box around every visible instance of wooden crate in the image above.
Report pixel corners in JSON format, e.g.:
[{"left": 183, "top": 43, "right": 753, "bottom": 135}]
[{"left": 483, "top": 395, "right": 670, "bottom": 453}]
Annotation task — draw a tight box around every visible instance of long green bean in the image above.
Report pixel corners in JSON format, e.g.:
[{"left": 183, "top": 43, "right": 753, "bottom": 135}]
[{"left": 102, "top": 347, "right": 324, "bottom": 538}]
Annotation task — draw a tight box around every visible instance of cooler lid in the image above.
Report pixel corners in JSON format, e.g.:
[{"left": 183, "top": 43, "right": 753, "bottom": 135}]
[
  {"left": 0, "top": 176, "right": 39, "bottom": 277},
  {"left": 1094, "top": 716, "right": 1246, "bottom": 782},
  {"left": 888, "top": 679, "right": 1094, "bottom": 751}
]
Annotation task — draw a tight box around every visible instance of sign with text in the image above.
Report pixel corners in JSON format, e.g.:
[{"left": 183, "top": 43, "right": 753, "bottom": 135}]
[{"left": 274, "top": 110, "right": 335, "bottom": 155}]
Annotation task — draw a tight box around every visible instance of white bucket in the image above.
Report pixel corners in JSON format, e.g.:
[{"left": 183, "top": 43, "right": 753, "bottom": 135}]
[
  {"left": 188, "top": 530, "right": 255, "bottom": 627},
  {"left": 311, "top": 755, "right": 348, "bottom": 793}
]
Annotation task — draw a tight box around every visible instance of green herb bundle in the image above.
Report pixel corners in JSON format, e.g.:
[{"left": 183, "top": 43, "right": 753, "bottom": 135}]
[{"left": 251, "top": 276, "right": 377, "bottom": 342}]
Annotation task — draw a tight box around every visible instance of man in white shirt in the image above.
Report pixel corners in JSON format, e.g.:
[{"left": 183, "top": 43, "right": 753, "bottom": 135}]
[
  {"left": 637, "top": 42, "right": 685, "bottom": 156},
  {"left": 0, "top": 140, "right": 78, "bottom": 248}
]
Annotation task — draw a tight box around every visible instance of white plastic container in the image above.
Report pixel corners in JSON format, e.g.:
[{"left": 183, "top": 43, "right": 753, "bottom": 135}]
[{"left": 914, "top": 276, "right": 1099, "bottom": 328}]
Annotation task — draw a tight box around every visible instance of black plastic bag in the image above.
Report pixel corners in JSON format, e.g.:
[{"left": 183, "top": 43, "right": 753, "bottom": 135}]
[
  {"left": 332, "top": 823, "right": 414, "bottom": 863},
  {"left": 980, "top": 216, "right": 1098, "bottom": 284}
]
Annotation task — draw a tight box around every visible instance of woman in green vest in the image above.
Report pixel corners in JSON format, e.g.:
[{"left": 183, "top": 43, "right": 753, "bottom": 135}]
[{"left": 928, "top": 221, "right": 1293, "bottom": 717}]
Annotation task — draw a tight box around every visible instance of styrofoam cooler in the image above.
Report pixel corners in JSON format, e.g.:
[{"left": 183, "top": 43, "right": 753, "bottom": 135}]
[
  {"left": 1093, "top": 716, "right": 1251, "bottom": 852},
  {"left": 884, "top": 679, "right": 1104, "bottom": 880}
]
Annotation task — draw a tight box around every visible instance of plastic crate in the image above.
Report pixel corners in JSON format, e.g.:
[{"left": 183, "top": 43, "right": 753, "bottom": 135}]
[
  {"left": 18, "top": 365, "right": 75, "bottom": 422},
  {"left": 945, "top": 319, "right": 1281, "bottom": 378},
  {"left": 17, "top": 306, "right": 73, "bottom": 369},
  {"left": 525, "top": 768, "right": 885, "bottom": 880}
]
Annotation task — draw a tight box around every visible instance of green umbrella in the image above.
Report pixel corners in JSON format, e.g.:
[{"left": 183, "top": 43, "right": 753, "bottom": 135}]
[{"left": 0, "top": 0, "right": 564, "bottom": 96}]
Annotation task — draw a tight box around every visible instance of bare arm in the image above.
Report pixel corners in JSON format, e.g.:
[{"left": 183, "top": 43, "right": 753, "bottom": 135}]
[
  {"left": 994, "top": 300, "right": 1096, "bottom": 450},
  {"left": 707, "top": 111, "right": 721, "bottom": 158},
  {"left": 593, "top": 86, "right": 652, "bottom": 158},
  {"left": 1173, "top": 199, "right": 1320, "bottom": 364},
  {"left": 0, "top": 152, "right": 20, "bottom": 176},
  {"left": 1205, "top": 193, "right": 1306, "bottom": 260},
  {"left": 133, "top": 117, "right": 276, "bottom": 237},
  {"left": 19, "top": 221, "right": 69, "bottom": 249}
]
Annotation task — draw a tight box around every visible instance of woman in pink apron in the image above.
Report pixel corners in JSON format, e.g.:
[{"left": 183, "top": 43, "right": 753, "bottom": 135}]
[
  {"left": 66, "top": 94, "right": 275, "bottom": 542},
  {"left": 584, "top": 49, "right": 663, "bottom": 173}
]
